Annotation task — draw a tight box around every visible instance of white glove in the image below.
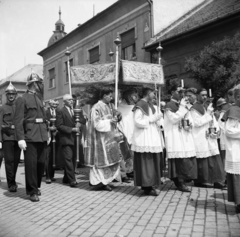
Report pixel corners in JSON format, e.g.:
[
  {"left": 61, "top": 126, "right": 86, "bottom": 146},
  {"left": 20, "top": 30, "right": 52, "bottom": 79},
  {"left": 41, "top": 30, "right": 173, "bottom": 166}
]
[
  {"left": 47, "top": 131, "right": 51, "bottom": 145},
  {"left": 18, "top": 140, "right": 27, "bottom": 150},
  {"left": 0, "top": 142, "right": 2, "bottom": 149},
  {"left": 207, "top": 103, "right": 214, "bottom": 114}
]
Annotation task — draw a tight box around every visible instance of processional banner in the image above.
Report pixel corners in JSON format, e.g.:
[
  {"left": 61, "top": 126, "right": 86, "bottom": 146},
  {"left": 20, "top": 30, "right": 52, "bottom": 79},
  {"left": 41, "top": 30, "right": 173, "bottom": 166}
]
[
  {"left": 121, "top": 60, "right": 164, "bottom": 85},
  {"left": 70, "top": 63, "right": 116, "bottom": 85}
]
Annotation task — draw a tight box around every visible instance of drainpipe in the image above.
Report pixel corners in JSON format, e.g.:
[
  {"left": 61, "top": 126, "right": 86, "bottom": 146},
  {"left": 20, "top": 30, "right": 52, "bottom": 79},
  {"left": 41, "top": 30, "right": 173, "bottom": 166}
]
[{"left": 147, "top": 0, "right": 154, "bottom": 37}]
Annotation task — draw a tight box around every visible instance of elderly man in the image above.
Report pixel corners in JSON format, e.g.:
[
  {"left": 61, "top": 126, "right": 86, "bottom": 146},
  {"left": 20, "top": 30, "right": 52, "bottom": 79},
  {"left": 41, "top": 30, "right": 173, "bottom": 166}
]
[
  {"left": 0, "top": 82, "right": 21, "bottom": 192},
  {"left": 222, "top": 87, "right": 240, "bottom": 213},
  {"left": 85, "top": 88, "right": 122, "bottom": 191},
  {"left": 56, "top": 94, "right": 86, "bottom": 188},
  {"left": 15, "top": 72, "right": 48, "bottom": 202},
  {"left": 45, "top": 99, "right": 59, "bottom": 184}
]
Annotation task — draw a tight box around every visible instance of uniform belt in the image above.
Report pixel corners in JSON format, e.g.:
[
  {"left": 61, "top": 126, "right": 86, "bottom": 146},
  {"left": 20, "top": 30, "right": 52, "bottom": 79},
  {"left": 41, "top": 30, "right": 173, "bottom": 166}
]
[{"left": 25, "top": 118, "right": 45, "bottom": 124}]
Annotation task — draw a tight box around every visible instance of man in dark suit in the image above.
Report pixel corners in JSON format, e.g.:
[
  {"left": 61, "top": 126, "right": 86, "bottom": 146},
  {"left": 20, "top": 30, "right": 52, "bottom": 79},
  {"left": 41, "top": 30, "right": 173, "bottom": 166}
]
[
  {"left": 45, "top": 99, "right": 59, "bottom": 184},
  {"left": 56, "top": 94, "right": 86, "bottom": 187},
  {"left": 15, "top": 72, "right": 49, "bottom": 202}
]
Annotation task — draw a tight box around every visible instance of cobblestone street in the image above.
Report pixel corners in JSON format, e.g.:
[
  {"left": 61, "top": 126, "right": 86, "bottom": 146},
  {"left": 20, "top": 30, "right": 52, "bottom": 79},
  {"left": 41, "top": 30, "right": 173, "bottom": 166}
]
[{"left": 0, "top": 162, "right": 239, "bottom": 237}]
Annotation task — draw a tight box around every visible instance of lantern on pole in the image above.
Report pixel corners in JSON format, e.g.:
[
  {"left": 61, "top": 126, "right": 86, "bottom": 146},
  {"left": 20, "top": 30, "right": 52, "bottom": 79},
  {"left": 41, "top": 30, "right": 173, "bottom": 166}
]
[{"left": 108, "top": 49, "right": 114, "bottom": 62}]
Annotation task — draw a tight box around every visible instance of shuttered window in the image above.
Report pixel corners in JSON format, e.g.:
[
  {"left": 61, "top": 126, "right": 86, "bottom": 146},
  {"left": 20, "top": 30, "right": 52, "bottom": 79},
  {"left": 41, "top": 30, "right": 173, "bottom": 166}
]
[
  {"left": 121, "top": 29, "right": 135, "bottom": 49},
  {"left": 89, "top": 46, "right": 99, "bottom": 64},
  {"left": 49, "top": 68, "right": 55, "bottom": 88},
  {"left": 121, "top": 29, "right": 136, "bottom": 60}
]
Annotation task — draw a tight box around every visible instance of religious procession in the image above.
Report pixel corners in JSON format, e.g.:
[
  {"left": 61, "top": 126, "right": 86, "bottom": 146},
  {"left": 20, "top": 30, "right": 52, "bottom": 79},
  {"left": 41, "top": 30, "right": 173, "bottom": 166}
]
[{"left": 0, "top": 54, "right": 239, "bottom": 217}]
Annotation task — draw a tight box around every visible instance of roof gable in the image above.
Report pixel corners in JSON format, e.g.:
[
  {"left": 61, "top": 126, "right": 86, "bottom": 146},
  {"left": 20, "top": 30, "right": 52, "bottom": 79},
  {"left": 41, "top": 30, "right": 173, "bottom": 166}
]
[{"left": 145, "top": 0, "right": 240, "bottom": 47}]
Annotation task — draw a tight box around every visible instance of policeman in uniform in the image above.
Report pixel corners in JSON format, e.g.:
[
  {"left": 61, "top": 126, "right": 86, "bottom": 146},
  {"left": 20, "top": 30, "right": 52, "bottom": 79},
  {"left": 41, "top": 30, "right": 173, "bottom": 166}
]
[
  {"left": 14, "top": 72, "right": 49, "bottom": 202},
  {"left": 0, "top": 82, "right": 21, "bottom": 192}
]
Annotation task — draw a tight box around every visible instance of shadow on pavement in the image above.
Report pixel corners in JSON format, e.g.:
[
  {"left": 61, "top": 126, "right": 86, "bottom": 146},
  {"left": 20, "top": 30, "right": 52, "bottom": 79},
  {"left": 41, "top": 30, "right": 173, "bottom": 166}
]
[
  {"left": 189, "top": 198, "right": 237, "bottom": 216},
  {"left": 2, "top": 186, "right": 29, "bottom": 200}
]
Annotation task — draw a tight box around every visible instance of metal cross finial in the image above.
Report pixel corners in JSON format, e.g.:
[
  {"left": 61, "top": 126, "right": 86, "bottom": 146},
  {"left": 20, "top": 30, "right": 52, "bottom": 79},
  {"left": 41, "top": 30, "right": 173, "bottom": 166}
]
[{"left": 59, "top": 6, "right": 61, "bottom": 20}]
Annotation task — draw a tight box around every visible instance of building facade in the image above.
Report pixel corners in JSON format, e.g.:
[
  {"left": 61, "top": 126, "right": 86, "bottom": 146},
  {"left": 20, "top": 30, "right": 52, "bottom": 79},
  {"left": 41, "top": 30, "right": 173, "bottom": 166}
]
[
  {"left": 38, "top": 0, "right": 153, "bottom": 104},
  {"left": 0, "top": 64, "right": 43, "bottom": 105}
]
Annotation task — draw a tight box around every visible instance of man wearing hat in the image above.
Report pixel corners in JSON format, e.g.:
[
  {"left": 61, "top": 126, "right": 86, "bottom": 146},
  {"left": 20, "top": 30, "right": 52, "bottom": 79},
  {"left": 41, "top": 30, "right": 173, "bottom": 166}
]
[
  {"left": 0, "top": 82, "right": 21, "bottom": 192},
  {"left": 14, "top": 72, "right": 49, "bottom": 202}
]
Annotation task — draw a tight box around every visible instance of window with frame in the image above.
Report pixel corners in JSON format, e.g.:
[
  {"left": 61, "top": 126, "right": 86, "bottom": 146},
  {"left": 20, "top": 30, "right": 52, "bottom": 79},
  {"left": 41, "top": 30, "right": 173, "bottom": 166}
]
[
  {"left": 65, "top": 59, "right": 73, "bottom": 83},
  {"left": 48, "top": 68, "right": 56, "bottom": 89},
  {"left": 121, "top": 28, "right": 136, "bottom": 60},
  {"left": 89, "top": 46, "right": 99, "bottom": 64}
]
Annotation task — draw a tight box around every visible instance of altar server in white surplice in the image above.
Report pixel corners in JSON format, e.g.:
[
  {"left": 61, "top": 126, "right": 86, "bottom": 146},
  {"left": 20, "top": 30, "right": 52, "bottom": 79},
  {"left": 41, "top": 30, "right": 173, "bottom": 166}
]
[
  {"left": 131, "top": 87, "right": 163, "bottom": 196},
  {"left": 164, "top": 91, "right": 197, "bottom": 192},
  {"left": 221, "top": 87, "right": 240, "bottom": 214},
  {"left": 188, "top": 88, "right": 225, "bottom": 189}
]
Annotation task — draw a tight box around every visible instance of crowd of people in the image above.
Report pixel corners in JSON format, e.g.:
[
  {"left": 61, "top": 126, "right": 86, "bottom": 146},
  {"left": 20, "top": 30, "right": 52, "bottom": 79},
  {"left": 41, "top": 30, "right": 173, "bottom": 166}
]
[{"left": 0, "top": 72, "right": 239, "bottom": 214}]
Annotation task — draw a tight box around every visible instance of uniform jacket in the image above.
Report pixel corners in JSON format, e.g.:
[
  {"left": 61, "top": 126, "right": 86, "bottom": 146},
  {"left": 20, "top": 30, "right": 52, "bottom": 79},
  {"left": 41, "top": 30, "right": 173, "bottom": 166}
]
[
  {"left": 14, "top": 92, "right": 48, "bottom": 142},
  {"left": 56, "top": 106, "right": 86, "bottom": 146},
  {"left": 0, "top": 102, "right": 17, "bottom": 142}
]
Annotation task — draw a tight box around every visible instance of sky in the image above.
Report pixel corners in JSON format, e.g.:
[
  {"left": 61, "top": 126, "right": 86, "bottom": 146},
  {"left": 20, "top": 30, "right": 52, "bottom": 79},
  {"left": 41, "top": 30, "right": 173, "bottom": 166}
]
[
  {"left": 0, "top": 0, "right": 118, "bottom": 79},
  {"left": 0, "top": 0, "right": 204, "bottom": 80}
]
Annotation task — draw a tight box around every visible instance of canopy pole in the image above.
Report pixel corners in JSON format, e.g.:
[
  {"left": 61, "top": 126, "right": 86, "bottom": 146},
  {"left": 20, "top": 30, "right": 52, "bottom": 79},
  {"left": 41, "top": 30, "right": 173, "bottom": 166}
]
[
  {"left": 65, "top": 47, "right": 72, "bottom": 96},
  {"left": 156, "top": 43, "right": 163, "bottom": 111},
  {"left": 114, "top": 36, "right": 121, "bottom": 109}
]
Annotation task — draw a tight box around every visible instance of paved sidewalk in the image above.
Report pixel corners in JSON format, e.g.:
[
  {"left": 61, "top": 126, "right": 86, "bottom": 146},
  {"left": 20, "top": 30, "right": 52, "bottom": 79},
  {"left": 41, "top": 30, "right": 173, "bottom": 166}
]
[{"left": 0, "top": 162, "right": 239, "bottom": 237}]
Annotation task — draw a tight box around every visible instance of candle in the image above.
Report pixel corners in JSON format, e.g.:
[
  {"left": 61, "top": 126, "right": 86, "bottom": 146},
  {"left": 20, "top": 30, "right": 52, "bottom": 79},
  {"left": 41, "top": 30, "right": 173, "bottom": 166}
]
[
  {"left": 154, "top": 81, "right": 157, "bottom": 91},
  {"left": 209, "top": 89, "right": 212, "bottom": 98},
  {"left": 181, "top": 79, "right": 184, "bottom": 88}
]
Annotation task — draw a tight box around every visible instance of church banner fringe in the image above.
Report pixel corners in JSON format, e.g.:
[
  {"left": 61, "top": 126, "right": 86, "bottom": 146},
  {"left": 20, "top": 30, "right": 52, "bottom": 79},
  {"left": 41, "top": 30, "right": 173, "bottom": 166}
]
[
  {"left": 70, "top": 61, "right": 164, "bottom": 86},
  {"left": 70, "top": 63, "right": 116, "bottom": 85},
  {"left": 121, "top": 60, "right": 164, "bottom": 85}
]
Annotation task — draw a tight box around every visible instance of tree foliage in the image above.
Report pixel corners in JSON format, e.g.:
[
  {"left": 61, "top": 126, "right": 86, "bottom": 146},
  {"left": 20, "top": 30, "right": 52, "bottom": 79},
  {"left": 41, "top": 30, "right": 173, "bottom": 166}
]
[{"left": 185, "top": 32, "right": 240, "bottom": 97}]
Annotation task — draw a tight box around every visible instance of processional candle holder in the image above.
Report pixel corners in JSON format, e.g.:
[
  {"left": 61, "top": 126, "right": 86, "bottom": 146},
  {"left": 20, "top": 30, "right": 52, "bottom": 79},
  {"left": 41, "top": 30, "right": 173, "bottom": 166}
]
[
  {"left": 179, "top": 118, "right": 190, "bottom": 130},
  {"left": 50, "top": 112, "right": 57, "bottom": 169},
  {"left": 74, "top": 99, "right": 82, "bottom": 170}
]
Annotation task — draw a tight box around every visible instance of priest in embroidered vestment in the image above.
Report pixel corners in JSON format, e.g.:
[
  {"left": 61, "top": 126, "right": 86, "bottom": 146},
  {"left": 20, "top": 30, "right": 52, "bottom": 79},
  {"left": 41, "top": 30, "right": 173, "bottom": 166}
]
[
  {"left": 164, "top": 90, "right": 197, "bottom": 192},
  {"left": 222, "top": 88, "right": 240, "bottom": 213},
  {"left": 131, "top": 87, "right": 163, "bottom": 196},
  {"left": 189, "top": 88, "right": 225, "bottom": 188},
  {"left": 85, "top": 88, "right": 122, "bottom": 191}
]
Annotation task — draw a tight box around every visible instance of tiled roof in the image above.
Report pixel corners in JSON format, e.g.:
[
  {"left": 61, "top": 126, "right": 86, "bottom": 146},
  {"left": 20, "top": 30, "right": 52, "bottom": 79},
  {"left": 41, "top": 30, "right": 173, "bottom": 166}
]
[
  {"left": 0, "top": 64, "right": 43, "bottom": 85},
  {"left": 145, "top": 0, "right": 240, "bottom": 47}
]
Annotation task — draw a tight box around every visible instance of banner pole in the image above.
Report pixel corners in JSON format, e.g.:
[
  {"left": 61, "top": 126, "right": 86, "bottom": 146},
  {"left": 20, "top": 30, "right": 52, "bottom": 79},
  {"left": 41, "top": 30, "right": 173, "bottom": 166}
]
[
  {"left": 114, "top": 36, "right": 121, "bottom": 110},
  {"left": 65, "top": 47, "right": 72, "bottom": 96},
  {"left": 156, "top": 43, "right": 163, "bottom": 112}
]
